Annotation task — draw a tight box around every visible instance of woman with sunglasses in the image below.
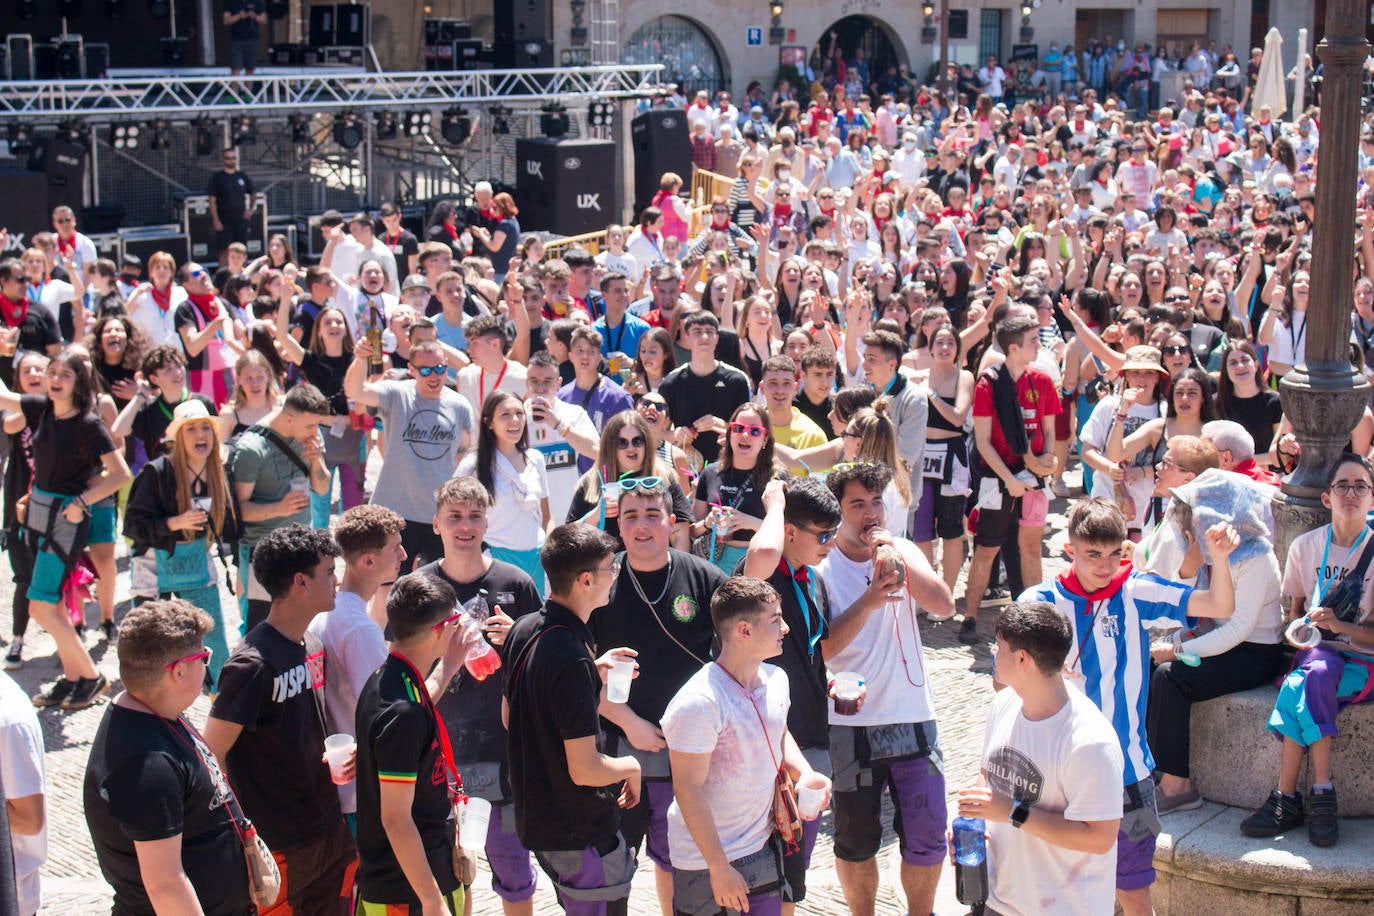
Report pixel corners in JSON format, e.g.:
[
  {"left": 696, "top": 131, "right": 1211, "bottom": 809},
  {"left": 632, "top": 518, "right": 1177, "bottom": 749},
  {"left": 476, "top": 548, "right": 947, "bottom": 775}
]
[
  {"left": 568, "top": 411, "right": 692, "bottom": 549},
  {"left": 0, "top": 348, "right": 130, "bottom": 709},
  {"left": 625, "top": 326, "right": 677, "bottom": 397},
  {"left": 125, "top": 401, "right": 239, "bottom": 689},
  {"left": 273, "top": 304, "right": 366, "bottom": 526},
  {"left": 691, "top": 404, "right": 785, "bottom": 574},
  {"left": 458, "top": 390, "right": 552, "bottom": 592}
]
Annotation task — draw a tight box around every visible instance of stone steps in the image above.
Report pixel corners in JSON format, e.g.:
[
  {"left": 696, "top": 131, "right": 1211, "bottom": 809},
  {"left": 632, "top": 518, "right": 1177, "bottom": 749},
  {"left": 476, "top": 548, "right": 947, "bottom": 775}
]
[
  {"left": 1155, "top": 803, "right": 1374, "bottom": 915},
  {"left": 1189, "top": 685, "right": 1374, "bottom": 816}
]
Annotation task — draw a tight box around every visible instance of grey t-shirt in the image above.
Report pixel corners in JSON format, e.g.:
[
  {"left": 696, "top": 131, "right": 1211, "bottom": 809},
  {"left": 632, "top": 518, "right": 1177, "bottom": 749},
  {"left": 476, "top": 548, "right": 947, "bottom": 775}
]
[
  {"left": 372, "top": 381, "right": 475, "bottom": 522},
  {"left": 229, "top": 427, "right": 311, "bottom": 547}
]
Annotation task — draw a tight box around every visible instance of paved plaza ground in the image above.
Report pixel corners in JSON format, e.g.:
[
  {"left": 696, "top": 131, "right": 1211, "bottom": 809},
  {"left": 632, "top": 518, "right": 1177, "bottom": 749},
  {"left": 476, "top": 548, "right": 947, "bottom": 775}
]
[{"left": 13, "top": 461, "right": 1080, "bottom": 915}]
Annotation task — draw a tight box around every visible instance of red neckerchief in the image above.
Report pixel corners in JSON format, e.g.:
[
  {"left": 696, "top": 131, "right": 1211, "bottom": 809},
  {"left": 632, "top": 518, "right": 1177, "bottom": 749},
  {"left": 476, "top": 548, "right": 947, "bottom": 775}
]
[
  {"left": 711, "top": 216, "right": 730, "bottom": 230},
  {"left": 0, "top": 294, "right": 28, "bottom": 328},
  {"left": 151, "top": 284, "right": 173, "bottom": 312},
  {"left": 443, "top": 223, "right": 459, "bottom": 242},
  {"left": 56, "top": 234, "right": 75, "bottom": 257},
  {"left": 479, "top": 208, "right": 497, "bottom": 222},
  {"left": 873, "top": 215, "right": 889, "bottom": 233},
  {"left": 777, "top": 557, "right": 809, "bottom": 585},
  {"left": 773, "top": 203, "right": 792, "bottom": 221},
  {"left": 187, "top": 291, "right": 220, "bottom": 322},
  {"left": 1057, "top": 560, "right": 1132, "bottom": 604}
]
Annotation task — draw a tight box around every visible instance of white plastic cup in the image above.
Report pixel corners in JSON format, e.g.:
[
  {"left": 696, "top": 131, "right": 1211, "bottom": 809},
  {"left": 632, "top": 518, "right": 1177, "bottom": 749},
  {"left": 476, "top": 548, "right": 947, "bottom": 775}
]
[
  {"left": 832, "top": 672, "right": 864, "bottom": 716},
  {"left": 459, "top": 796, "right": 492, "bottom": 849},
  {"left": 193, "top": 496, "right": 212, "bottom": 514},
  {"left": 323, "top": 734, "right": 355, "bottom": 786},
  {"left": 289, "top": 477, "right": 310, "bottom": 496},
  {"left": 797, "top": 772, "right": 828, "bottom": 819},
  {"left": 606, "top": 657, "right": 635, "bottom": 704},
  {"left": 1286, "top": 616, "right": 1322, "bottom": 649},
  {"left": 603, "top": 481, "right": 621, "bottom": 513}
]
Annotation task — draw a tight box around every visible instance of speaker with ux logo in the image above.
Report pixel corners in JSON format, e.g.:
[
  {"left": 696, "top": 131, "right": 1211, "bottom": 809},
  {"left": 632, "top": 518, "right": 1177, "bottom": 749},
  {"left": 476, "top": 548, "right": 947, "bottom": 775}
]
[
  {"left": 514, "top": 138, "right": 616, "bottom": 237},
  {"left": 630, "top": 110, "right": 691, "bottom": 215}
]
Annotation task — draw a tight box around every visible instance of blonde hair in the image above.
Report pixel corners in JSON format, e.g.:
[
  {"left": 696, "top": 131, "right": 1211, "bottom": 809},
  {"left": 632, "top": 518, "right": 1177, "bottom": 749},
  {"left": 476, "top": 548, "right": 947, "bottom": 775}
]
[{"left": 848, "top": 396, "right": 912, "bottom": 506}]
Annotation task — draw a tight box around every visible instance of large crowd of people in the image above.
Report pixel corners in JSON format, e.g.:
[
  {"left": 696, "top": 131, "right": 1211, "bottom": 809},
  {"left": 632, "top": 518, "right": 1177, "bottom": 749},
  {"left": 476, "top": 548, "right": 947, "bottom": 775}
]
[{"left": 0, "top": 31, "right": 1371, "bottom": 916}]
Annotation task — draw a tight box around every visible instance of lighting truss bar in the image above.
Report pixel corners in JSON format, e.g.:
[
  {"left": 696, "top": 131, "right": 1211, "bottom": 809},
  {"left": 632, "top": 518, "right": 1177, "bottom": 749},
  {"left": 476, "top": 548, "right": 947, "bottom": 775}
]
[{"left": 0, "top": 65, "right": 664, "bottom": 121}]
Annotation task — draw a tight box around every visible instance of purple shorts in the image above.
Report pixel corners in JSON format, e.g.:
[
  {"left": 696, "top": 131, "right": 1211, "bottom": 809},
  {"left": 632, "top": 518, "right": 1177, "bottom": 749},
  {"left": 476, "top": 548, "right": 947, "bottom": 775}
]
[
  {"left": 829, "top": 722, "right": 947, "bottom": 867},
  {"left": 619, "top": 780, "right": 674, "bottom": 871},
  {"left": 532, "top": 833, "right": 637, "bottom": 916},
  {"left": 1116, "top": 779, "right": 1160, "bottom": 891},
  {"left": 484, "top": 802, "right": 537, "bottom": 902}
]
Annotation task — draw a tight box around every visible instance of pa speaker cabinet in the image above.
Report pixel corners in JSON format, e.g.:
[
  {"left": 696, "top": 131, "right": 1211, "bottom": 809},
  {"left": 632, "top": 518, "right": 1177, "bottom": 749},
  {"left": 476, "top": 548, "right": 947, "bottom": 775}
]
[
  {"left": 182, "top": 194, "right": 268, "bottom": 263},
  {"left": 630, "top": 110, "right": 692, "bottom": 215},
  {"left": 495, "top": 0, "right": 550, "bottom": 45},
  {"left": 0, "top": 168, "right": 51, "bottom": 241},
  {"left": 334, "top": 4, "right": 370, "bottom": 46},
  {"left": 43, "top": 136, "right": 87, "bottom": 213},
  {"left": 515, "top": 138, "right": 616, "bottom": 237},
  {"left": 308, "top": 4, "right": 336, "bottom": 47},
  {"left": 119, "top": 225, "right": 189, "bottom": 268},
  {"left": 7, "top": 35, "right": 33, "bottom": 81}
]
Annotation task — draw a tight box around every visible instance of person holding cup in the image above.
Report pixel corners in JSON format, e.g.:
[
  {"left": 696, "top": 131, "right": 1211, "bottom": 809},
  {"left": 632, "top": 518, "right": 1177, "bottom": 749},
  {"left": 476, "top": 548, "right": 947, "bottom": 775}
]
[
  {"left": 124, "top": 399, "right": 240, "bottom": 689},
  {"left": 662, "top": 576, "right": 830, "bottom": 916},
  {"left": 567, "top": 411, "right": 693, "bottom": 549}
]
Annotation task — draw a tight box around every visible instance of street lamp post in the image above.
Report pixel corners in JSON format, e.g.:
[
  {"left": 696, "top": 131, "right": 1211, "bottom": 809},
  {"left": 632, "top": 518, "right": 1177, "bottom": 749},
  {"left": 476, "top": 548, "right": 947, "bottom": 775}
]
[{"left": 1273, "top": 0, "right": 1372, "bottom": 560}]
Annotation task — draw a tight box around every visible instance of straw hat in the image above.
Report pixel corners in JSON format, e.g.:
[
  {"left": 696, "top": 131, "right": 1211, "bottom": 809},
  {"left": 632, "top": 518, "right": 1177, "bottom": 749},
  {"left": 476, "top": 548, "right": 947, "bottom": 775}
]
[{"left": 163, "top": 399, "right": 216, "bottom": 441}]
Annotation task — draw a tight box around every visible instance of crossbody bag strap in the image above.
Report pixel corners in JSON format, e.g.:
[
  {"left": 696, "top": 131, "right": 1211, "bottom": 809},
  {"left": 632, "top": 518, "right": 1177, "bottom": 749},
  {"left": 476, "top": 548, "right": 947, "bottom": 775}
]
[{"left": 247, "top": 424, "right": 310, "bottom": 477}]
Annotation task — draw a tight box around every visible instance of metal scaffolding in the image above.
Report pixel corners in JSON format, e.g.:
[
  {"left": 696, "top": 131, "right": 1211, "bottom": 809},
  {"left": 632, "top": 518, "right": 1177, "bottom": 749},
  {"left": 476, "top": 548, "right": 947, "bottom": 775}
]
[{"left": 0, "top": 65, "right": 664, "bottom": 121}]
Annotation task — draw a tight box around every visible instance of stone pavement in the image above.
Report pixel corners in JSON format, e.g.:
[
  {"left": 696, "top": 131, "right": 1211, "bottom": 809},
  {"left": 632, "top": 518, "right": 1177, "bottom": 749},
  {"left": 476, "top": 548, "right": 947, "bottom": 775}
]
[{"left": 11, "top": 468, "right": 1078, "bottom": 915}]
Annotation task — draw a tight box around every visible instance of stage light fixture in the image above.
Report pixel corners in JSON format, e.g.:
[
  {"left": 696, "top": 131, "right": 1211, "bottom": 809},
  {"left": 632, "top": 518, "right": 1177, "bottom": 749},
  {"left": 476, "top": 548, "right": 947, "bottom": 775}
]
[
  {"left": 921, "top": 1, "right": 934, "bottom": 16},
  {"left": 489, "top": 106, "right": 512, "bottom": 136},
  {"left": 148, "top": 0, "right": 169, "bottom": 18},
  {"left": 57, "top": 119, "right": 90, "bottom": 147},
  {"left": 6, "top": 123, "right": 33, "bottom": 155},
  {"left": 194, "top": 119, "right": 218, "bottom": 157},
  {"left": 440, "top": 108, "right": 472, "bottom": 146},
  {"left": 540, "top": 104, "right": 569, "bottom": 138},
  {"left": 289, "top": 115, "right": 311, "bottom": 144},
  {"left": 402, "top": 111, "right": 431, "bottom": 137},
  {"left": 588, "top": 100, "right": 614, "bottom": 128},
  {"left": 58, "top": 0, "right": 82, "bottom": 15},
  {"left": 374, "top": 111, "right": 398, "bottom": 140},
  {"left": 333, "top": 115, "right": 363, "bottom": 150},
  {"left": 111, "top": 124, "right": 140, "bottom": 150},
  {"left": 233, "top": 116, "right": 256, "bottom": 146},
  {"left": 147, "top": 118, "right": 169, "bottom": 150}
]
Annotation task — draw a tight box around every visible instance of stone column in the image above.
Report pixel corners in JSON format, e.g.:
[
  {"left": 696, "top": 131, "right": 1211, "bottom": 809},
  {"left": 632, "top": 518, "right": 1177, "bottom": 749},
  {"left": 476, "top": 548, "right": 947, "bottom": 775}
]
[{"left": 1273, "top": 0, "right": 1372, "bottom": 562}]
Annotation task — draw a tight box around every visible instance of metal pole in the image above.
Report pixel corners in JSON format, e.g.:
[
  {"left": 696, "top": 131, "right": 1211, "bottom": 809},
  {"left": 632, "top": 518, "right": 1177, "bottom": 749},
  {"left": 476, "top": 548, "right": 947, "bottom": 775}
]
[
  {"left": 936, "top": 0, "right": 951, "bottom": 99},
  {"left": 1294, "top": 29, "right": 1308, "bottom": 120},
  {"left": 199, "top": 0, "right": 216, "bottom": 66}
]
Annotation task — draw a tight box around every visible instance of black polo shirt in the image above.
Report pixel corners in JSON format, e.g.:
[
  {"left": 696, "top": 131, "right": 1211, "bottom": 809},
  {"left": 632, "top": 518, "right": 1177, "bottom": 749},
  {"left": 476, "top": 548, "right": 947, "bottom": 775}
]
[
  {"left": 589, "top": 549, "right": 722, "bottom": 734},
  {"left": 505, "top": 600, "right": 620, "bottom": 851}
]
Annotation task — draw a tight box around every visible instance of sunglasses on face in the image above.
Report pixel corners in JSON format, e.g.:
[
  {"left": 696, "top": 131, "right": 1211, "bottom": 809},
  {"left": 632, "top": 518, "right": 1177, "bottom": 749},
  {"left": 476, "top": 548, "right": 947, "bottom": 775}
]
[
  {"left": 616, "top": 435, "right": 646, "bottom": 450},
  {"left": 414, "top": 364, "right": 448, "bottom": 377},
  {"left": 188, "top": 268, "right": 208, "bottom": 280},
  {"left": 619, "top": 476, "right": 663, "bottom": 492},
  {"left": 730, "top": 422, "right": 766, "bottom": 437},
  {"left": 431, "top": 611, "right": 463, "bottom": 632},
  {"left": 637, "top": 398, "right": 667, "bottom": 411},
  {"left": 796, "top": 523, "right": 838, "bottom": 544},
  {"left": 1161, "top": 345, "right": 1190, "bottom": 356}
]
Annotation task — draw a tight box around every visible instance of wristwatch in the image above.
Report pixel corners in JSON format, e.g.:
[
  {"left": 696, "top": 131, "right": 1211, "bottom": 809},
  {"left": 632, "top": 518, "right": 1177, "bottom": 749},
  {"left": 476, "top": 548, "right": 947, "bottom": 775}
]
[{"left": 1010, "top": 799, "right": 1031, "bottom": 829}]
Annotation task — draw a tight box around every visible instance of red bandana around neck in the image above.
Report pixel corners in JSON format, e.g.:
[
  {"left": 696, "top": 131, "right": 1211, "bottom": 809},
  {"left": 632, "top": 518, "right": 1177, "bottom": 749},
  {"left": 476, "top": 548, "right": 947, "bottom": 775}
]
[
  {"left": 444, "top": 223, "right": 460, "bottom": 242},
  {"left": 0, "top": 295, "right": 28, "bottom": 328},
  {"left": 56, "top": 234, "right": 75, "bottom": 256},
  {"left": 151, "top": 284, "right": 173, "bottom": 312},
  {"left": 187, "top": 291, "right": 220, "bottom": 322},
  {"left": 1056, "top": 560, "right": 1132, "bottom": 604}
]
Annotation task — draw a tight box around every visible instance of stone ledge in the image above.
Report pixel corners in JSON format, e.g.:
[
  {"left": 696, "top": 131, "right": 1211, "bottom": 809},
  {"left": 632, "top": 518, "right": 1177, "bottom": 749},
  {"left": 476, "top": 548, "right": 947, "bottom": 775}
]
[
  {"left": 1189, "top": 685, "right": 1374, "bottom": 815},
  {"left": 1155, "top": 803, "right": 1374, "bottom": 915}
]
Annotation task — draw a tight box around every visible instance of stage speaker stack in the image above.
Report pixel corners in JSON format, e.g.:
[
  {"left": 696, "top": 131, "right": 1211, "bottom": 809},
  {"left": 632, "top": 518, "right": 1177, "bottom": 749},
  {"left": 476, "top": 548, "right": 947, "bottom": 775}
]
[
  {"left": 0, "top": 169, "right": 51, "bottom": 240},
  {"left": 7, "top": 36, "right": 33, "bottom": 81},
  {"left": 308, "top": 5, "right": 336, "bottom": 47},
  {"left": 119, "top": 225, "right": 189, "bottom": 267},
  {"left": 335, "top": 4, "right": 369, "bottom": 45},
  {"left": 630, "top": 110, "right": 692, "bottom": 215},
  {"left": 494, "top": 0, "right": 551, "bottom": 69},
  {"left": 42, "top": 135, "right": 87, "bottom": 214},
  {"left": 182, "top": 195, "right": 269, "bottom": 264},
  {"left": 515, "top": 138, "right": 616, "bottom": 237}
]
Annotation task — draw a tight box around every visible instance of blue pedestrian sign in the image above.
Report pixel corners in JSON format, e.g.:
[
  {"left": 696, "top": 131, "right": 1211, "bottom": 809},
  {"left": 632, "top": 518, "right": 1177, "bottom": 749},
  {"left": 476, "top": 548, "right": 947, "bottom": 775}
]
[{"left": 746, "top": 27, "right": 763, "bottom": 47}]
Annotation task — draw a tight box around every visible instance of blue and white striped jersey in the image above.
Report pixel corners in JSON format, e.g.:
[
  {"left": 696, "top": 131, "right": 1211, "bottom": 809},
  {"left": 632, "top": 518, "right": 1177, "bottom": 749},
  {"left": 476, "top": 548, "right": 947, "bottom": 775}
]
[{"left": 1020, "top": 568, "right": 1193, "bottom": 786}]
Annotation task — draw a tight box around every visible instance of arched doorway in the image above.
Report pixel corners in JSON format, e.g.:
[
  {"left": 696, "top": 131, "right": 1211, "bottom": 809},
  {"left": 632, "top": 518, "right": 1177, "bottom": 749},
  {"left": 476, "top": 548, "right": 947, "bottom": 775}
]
[
  {"left": 813, "top": 16, "right": 905, "bottom": 97},
  {"left": 623, "top": 16, "right": 726, "bottom": 97}
]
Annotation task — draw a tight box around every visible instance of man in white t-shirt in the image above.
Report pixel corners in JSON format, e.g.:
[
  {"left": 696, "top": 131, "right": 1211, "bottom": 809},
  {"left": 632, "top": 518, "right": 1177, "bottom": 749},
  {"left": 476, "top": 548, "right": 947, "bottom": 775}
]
[
  {"left": 523, "top": 352, "right": 599, "bottom": 525},
  {"left": 978, "top": 56, "right": 1008, "bottom": 103},
  {"left": 816, "top": 461, "right": 955, "bottom": 916},
  {"left": 956, "top": 601, "right": 1123, "bottom": 916},
  {"left": 0, "top": 669, "right": 47, "bottom": 916},
  {"left": 662, "top": 576, "right": 830, "bottom": 915},
  {"left": 307, "top": 505, "right": 406, "bottom": 817}
]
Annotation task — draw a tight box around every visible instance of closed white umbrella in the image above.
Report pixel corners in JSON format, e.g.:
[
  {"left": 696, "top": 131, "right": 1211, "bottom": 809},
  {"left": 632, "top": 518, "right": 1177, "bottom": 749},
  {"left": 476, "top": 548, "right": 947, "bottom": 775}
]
[{"left": 1252, "top": 26, "right": 1288, "bottom": 118}]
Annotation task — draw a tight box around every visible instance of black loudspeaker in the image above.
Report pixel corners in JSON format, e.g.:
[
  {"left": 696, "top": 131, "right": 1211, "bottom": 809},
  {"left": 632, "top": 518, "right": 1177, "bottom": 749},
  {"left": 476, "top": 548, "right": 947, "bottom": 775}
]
[
  {"left": 308, "top": 5, "right": 335, "bottom": 46},
  {"left": 182, "top": 194, "right": 268, "bottom": 263},
  {"left": 84, "top": 42, "right": 109, "bottom": 78},
  {"left": 454, "top": 39, "right": 485, "bottom": 70},
  {"left": 0, "top": 169, "right": 51, "bottom": 241},
  {"left": 54, "top": 36, "right": 83, "bottom": 78},
  {"left": 120, "top": 225, "right": 189, "bottom": 267},
  {"left": 631, "top": 110, "right": 692, "bottom": 215},
  {"left": 7, "top": 36, "right": 32, "bottom": 81},
  {"left": 44, "top": 136, "right": 87, "bottom": 213},
  {"left": 33, "top": 43, "right": 58, "bottom": 79},
  {"left": 515, "top": 138, "right": 616, "bottom": 237},
  {"left": 335, "top": 3, "right": 369, "bottom": 45},
  {"left": 495, "top": 0, "right": 549, "bottom": 44},
  {"left": 494, "top": 39, "right": 552, "bottom": 70}
]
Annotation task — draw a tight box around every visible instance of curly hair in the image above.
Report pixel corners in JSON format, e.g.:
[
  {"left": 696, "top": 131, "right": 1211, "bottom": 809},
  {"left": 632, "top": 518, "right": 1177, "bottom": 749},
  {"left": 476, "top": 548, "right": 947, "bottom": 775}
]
[
  {"left": 251, "top": 524, "right": 342, "bottom": 601},
  {"left": 333, "top": 505, "right": 406, "bottom": 559},
  {"left": 117, "top": 598, "right": 214, "bottom": 691}
]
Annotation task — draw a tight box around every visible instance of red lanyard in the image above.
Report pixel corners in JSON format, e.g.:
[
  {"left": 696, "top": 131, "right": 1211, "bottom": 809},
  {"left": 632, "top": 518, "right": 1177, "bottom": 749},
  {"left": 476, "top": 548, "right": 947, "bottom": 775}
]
[
  {"left": 390, "top": 651, "right": 465, "bottom": 803},
  {"left": 479, "top": 361, "right": 507, "bottom": 406}
]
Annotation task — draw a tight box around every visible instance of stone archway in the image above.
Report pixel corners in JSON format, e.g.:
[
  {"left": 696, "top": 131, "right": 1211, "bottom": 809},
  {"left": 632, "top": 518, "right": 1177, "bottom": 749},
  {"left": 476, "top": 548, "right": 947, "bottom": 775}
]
[
  {"left": 813, "top": 14, "right": 912, "bottom": 97},
  {"left": 622, "top": 15, "right": 729, "bottom": 97}
]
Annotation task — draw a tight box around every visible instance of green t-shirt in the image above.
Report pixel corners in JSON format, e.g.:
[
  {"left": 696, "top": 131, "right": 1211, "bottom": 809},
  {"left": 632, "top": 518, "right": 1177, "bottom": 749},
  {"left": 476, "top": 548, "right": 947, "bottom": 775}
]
[{"left": 228, "top": 428, "right": 311, "bottom": 546}]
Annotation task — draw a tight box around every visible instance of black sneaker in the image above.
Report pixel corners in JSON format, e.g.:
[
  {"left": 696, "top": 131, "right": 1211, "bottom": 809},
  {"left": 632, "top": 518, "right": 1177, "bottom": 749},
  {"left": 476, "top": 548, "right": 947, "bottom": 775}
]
[
  {"left": 1308, "top": 787, "right": 1339, "bottom": 847},
  {"left": 981, "top": 586, "right": 1012, "bottom": 607},
  {"left": 74, "top": 622, "right": 87, "bottom": 639},
  {"left": 3, "top": 637, "right": 22, "bottom": 670},
  {"left": 1239, "top": 790, "right": 1305, "bottom": 838},
  {"left": 32, "top": 678, "right": 78, "bottom": 708},
  {"left": 101, "top": 620, "right": 118, "bottom": 643},
  {"left": 958, "top": 617, "right": 980, "bottom": 645},
  {"left": 61, "top": 674, "right": 109, "bottom": 710}
]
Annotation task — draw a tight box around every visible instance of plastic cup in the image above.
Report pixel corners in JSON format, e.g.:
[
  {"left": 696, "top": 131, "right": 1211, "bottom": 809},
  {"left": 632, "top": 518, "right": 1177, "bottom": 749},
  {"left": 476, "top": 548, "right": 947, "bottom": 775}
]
[
  {"left": 289, "top": 477, "right": 310, "bottom": 496},
  {"left": 193, "top": 496, "right": 212, "bottom": 514},
  {"left": 606, "top": 657, "right": 635, "bottom": 704},
  {"left": 603, "top": 481, "right": 621, "bottom": 513},
  {"left": 323, "top": 734, "right": 355, "bottom": 786},
  {"left": 797, "top": 772, "right": 828, "bottom": 819},
  {"left": 459, "top": 796, "right": 492, "bottom": 849},
  {"left": 832, "top": 672, "right": 864, "bottom": 716},
  {"left": 1286, "top": 616, "right": 1322, "bottom": 649}
]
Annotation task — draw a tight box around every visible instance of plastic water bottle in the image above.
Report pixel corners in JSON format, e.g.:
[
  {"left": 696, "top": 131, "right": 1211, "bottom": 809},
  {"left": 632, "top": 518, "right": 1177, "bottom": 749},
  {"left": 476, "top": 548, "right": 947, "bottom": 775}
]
[
  {"left": 952, "top": 816, "right": 988, "bottom": 905},
  {"left": 460, "top": 590, "right": 502, "bottom": 681}
]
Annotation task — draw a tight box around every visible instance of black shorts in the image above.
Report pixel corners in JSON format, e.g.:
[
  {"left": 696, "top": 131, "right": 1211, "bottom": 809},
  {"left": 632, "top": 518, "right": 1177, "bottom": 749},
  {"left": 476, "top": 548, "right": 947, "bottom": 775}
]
[
  {"left": 972, "top": 492, "right": 1022, "bottom": 549},
  {"left": 216, "top": 222, "right": 250, "bottom": 250}
]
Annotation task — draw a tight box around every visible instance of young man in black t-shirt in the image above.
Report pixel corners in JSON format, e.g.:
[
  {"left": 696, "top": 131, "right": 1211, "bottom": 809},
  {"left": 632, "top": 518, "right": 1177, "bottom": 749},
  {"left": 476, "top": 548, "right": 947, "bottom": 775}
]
[
  {"left": 591, "top": 483, "right": 724, "bottom": 914},
  {"left": 742, "top": 477, "right": 841, "bottom": 911},
  {"left": 85, "top": 599, "right": 253, "bottom": 916},
  {"left": 204, "top": 525, "right": 357, "bottom": 915},
  {"left": 657, "top": 311, "right": 751, "bottom": 465},
  {"left": 421, "top": 478, "right": 542, "bottom": 913},
  {"left": 504, "top": 523, "right": 641, "bottom": 915},
  {"left": 354, "top": 573, "right": 466, "bottom": 914}
]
